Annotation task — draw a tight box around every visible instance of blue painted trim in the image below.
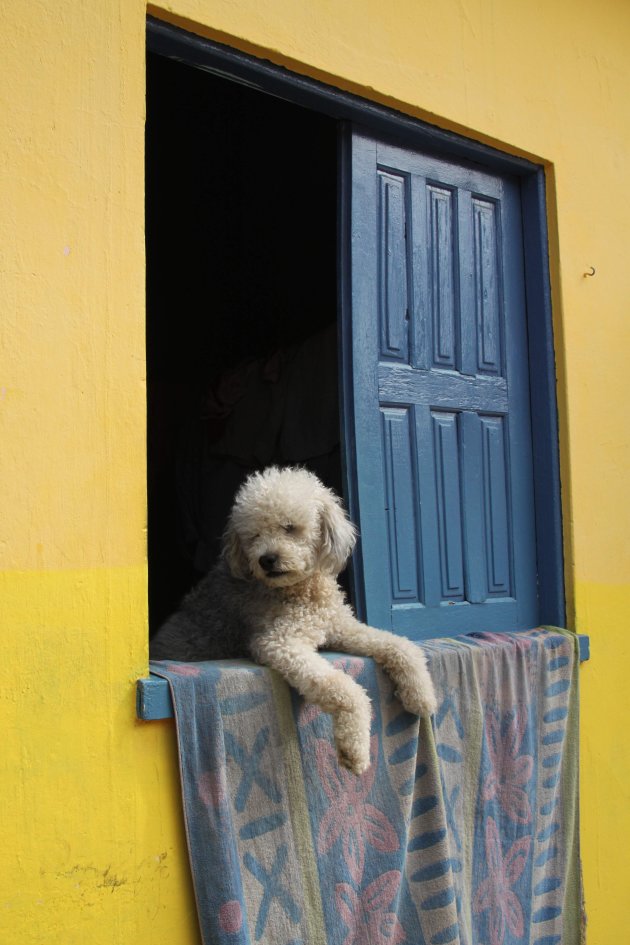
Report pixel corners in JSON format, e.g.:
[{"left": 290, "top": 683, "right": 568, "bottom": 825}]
[
  {"left": 136, "top": 673, "right": 174, "bottom": 721},
  {"left": 137, "top": 634, "right": 590, "bottom": 720},
  {"left": 577, "top": 633, "right": 590, "bottom": 662},
  {"left": 521, "top": 171, "right": 566, "bottom": 627},
  {"left": 147, "top": 18, "right": 538, "bottom": 177},
  {"left": 338, "top": 125, "right": 366, "bottom": 622}
]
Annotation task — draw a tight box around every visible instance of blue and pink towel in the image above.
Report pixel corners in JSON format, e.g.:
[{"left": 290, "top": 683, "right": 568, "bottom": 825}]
[{"left": 151, "top": 628, "right": 582, "bottom": 945}]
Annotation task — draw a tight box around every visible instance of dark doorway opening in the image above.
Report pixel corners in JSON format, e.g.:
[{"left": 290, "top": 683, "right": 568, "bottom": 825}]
[{"left": 146, "top": 51, "right": 340, "bottom": 632}]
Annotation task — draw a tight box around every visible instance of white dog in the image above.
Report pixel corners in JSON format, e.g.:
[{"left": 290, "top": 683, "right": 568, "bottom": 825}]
[{"left": 151, "top": 466, "right": 436, "bottom": 774}]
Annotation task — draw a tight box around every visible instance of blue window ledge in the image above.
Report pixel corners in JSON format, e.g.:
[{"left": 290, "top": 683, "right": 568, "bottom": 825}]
[{"left": 137, "top": 632, "right": 590, "bottom": 721}]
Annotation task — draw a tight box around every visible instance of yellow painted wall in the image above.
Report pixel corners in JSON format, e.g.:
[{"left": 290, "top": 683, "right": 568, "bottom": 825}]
[{"left": 1, "top": 0, "right": 628, "bottom": 941}]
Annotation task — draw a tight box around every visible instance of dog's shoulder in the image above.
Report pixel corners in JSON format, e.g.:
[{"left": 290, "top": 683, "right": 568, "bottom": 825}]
[
  {"left": 150, "top": 559, "right": 252, "bottom": 661},
  {"left": 181, "top": 558, "right": 237, "bottom": 613}
]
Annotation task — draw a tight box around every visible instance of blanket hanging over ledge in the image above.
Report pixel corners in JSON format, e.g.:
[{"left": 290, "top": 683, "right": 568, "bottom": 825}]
[{"left": 150, "top": 628, "right": 582, "bottom": 945}]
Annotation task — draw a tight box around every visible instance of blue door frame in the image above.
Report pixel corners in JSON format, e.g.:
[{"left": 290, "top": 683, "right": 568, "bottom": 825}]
[{"left": 147, "top": 16, "right": 565, "bottom": 630}]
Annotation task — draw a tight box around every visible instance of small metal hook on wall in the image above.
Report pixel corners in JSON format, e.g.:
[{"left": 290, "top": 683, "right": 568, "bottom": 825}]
[{"left": 584, "top": 266, "right": 596, "bottom": 277}]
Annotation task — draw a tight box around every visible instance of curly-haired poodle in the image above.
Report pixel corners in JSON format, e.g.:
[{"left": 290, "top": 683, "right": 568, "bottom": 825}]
[{"left": 151, "top": 466, "right": 436, "bottom": 774}]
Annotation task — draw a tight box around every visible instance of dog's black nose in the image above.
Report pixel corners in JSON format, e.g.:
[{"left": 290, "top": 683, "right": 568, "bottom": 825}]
[{"left": 259, "top": 554, "right": 279, "bottom": 572}]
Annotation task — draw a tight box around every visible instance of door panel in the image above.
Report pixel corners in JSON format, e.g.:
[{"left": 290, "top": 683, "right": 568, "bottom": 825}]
[{"left": 342, "top": 129, "right": 538, "bottom": 638}]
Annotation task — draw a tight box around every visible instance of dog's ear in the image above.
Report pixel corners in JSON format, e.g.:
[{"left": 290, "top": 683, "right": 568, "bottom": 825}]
[
  {"left": 222, "top": 519, "right": 249, "bottom": 579},
  {"left": 318, "top": 490, "right": 357, "bottom": 575}
]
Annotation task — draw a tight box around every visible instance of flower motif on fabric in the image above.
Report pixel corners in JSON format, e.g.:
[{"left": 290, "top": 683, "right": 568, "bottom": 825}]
[
  {"left": 162, "top": 663, "right": 202, "bottom": 676},
  {"left": 482, "top": 705, "right": 534, "bottom": 824},
  {"left": 197, "top": 769, "right": 226, "bottom": 808},
  {"left": 473, "top": 816, "right": 531, "bottom": 945},
  {"left": 316, "top": 736, "right": 399, "bottom": 884},
  {"left": 336, "top": 871, "right": 406, "bottom": 945},
  {"left": 218, "top": 899, "right": 243, "bottom": 934}
]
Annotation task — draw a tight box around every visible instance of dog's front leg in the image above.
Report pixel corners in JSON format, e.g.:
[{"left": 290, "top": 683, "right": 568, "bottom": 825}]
[
  {"left": 327, "top": 617, "right": 437, "bottom": 718},
  {"left": 250, "top": 634, "right": 372, "bottom": 775}
]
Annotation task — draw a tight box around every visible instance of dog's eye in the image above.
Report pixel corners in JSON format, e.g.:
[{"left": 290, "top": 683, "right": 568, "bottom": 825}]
[{"left": 283, "top": 523, "right": 296, "bottom": 534}]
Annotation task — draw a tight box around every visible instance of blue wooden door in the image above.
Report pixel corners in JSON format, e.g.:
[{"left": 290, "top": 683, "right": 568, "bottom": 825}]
[{"left": 341, "top": 129, "right": 538, "bottom": 639}]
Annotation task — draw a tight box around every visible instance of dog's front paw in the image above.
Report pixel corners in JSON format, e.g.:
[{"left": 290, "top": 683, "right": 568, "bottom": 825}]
[
  {"left": 396, "top": 677, "right": 437, "bottom": 717},
  {"left": 392, "top": 658, "right": 437, "bottom": 718},
  {"left": 333, "top": 708, "right": 371, "bottom": 775}
]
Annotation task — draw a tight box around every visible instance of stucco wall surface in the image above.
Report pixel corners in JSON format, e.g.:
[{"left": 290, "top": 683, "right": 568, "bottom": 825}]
[{"left": 1, "top": 0, "right": 629, "bottom": 941}]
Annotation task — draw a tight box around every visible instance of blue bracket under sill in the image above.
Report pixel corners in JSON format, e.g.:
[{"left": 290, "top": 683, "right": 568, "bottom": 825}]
[{"left": 137, "top": 633, "right": 590, "bottom": 722}]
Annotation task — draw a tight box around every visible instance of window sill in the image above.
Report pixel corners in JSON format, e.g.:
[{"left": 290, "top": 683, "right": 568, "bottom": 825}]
[{"left": 137, "top": 632, "right": 590, "bottom": 721}]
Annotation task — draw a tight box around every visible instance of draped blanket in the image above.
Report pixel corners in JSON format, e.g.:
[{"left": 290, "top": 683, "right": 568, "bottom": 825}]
[{"left": 151, "top": 628, "right": 581, "bottom": 945}]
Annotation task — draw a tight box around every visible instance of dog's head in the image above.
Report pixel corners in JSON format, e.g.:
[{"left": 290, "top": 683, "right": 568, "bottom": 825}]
[{"left": 222, "top": 466, "right": 357, "bottom": 587}]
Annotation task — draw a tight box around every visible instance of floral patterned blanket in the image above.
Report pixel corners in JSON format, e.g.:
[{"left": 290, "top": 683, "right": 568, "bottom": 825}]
[{"left": 151, "top": 628, "right": 581, "bottom": 945}]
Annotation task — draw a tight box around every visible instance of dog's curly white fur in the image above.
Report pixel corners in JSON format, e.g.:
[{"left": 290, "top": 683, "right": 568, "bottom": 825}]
[{"left": 151, "top": 466, "right": 436, "bottom": 774}]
